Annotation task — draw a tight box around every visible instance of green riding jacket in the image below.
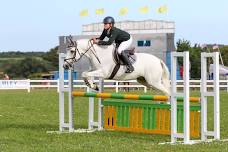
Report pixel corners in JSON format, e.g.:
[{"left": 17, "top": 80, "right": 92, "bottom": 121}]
[{"left": 97, "top": 27, "right": 130, "bottom": 46}]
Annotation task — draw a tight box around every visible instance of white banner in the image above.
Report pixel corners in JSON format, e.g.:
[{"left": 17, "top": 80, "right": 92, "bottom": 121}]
[{"left": 0, "top": 80, "right": 30, "bottom": 92}]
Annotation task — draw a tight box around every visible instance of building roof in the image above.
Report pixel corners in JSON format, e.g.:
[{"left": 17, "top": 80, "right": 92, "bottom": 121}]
[{"left": 82, "top": 19, "right": 175, "bottom": 35}]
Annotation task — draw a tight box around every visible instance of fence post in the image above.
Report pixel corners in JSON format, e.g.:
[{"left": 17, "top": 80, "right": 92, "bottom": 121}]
[
  {"left": 57, "top": 79, "right": 59, "bottom": 93},
  {"left": 27, "top": 79, "right": 31, "bottom": 93},
  {"left": 227, "top": 76, "right": 228, "bottom": 93},
  {"left": 116, "top": 81, "right": 119, "bottom": 93}
]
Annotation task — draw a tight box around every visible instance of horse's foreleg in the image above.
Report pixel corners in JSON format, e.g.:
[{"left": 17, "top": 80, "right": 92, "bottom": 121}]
[{"left": 82, "top": 69, "right": 105, "bottom": 91}]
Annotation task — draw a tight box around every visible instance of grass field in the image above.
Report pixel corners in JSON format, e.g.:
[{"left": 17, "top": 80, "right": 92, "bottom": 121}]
[{"left": 0, "top": 89, "right": 228, "bottom": 152}]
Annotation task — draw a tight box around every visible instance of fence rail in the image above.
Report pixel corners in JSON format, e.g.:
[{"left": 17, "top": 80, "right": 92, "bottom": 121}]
[{"left": 0, "top": 79, "right": 228, "bottom": 93}]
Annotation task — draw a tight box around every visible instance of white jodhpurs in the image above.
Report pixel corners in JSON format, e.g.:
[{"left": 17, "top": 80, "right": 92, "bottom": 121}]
[{"left": 117, "top": 36, "right": 133, "bottom": 54}]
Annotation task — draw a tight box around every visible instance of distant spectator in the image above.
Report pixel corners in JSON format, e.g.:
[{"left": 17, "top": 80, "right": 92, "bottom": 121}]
[
  {"left": 3, "top": 74, "right": 10, "bottom": 80},
  {"left": 118, "top": 81, "right": 130, "bottom": 92},
  {"left": 180, "top": 66, "right": 183, "bottom": 79}
]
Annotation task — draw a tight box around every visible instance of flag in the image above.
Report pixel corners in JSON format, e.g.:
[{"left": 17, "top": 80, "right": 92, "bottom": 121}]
[
  {"left": 96, "top": 8, "right": 105, "bottom": 15},
  {"left": 80, "top": 9, "right": 88, "bottom": 17},
  {"left": 139, "top": 6, "right": 149, "bottom": 14},
  {"left": 119, "top": 7, "right": 128, "bottom": 16},
  {"left": 157, "top": 5, "right": 168, "bottom": 14}
]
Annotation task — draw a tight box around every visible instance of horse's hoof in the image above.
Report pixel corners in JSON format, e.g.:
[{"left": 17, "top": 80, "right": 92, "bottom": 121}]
[
  {"left": 91, "top": 86, "right": 99, "bottom": 92},
  {"left": 92, "top": 83, "right": 99, "bottom": 91},
  {"left": 94, "top": 86, "right": 99, "bottom": 91}
]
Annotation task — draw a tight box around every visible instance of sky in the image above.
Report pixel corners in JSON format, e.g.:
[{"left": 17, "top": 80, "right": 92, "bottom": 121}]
[{"left": 0, "top": 0, "right": 227, "bottom": 52}]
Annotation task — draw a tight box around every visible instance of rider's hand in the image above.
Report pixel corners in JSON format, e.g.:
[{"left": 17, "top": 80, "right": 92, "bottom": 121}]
[{"left": 92, "top": 38, "right": 99, "bottom": 44}]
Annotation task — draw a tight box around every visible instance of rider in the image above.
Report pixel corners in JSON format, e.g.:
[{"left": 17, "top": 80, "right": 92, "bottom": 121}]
[{"left": 92, "top": 16, "right": 134, "bottom": 73}]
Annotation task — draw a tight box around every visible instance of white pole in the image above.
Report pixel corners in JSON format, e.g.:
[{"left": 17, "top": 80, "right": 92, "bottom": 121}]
[
  {"left": 171, "top": 52, "right": 177, "bottom": 143},
  {"left": 213, "top": 52, "right": 220, "bottom": 140},
  {"left": 88, "top": 76, "right": 95, "bottom": 130},
  {"left": 88, "top": 86, "right": 94, "bottom": 130},
  {"left": 201, "top": 52, "right": 207, "bottom": 141},
  {"left": 68, "top": 68, "right": 74, "bottom": 132},
  {"left": 218, "top": 48, "right": 224, "bottom": 66},
  {"left": 183, "top": 52, "right": 190, "bottom": 144},
  {"left": 98, "top": 77, "right": 104, "bottom": 130},
  {"left": 59, "top": 53, "right": 65, "bottom": 131}
]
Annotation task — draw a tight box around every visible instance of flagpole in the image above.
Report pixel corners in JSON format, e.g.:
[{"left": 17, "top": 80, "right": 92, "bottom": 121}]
[{"left": 218, "top": 48, "right": 224, "bottom": 66}]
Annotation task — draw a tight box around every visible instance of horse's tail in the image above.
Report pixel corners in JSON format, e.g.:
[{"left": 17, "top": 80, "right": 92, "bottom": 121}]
[{"left": 160, "top": 60, "right": 171, "bottom": 96}]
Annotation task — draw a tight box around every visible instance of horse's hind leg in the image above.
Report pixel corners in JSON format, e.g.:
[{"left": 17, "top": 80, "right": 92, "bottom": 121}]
[
  {"left": 137, "top": 76, "right": 169, "bottom": 95},
  {"left": 136, "top": 77, "right": 150, "bottom": 87},
  {"left": 144, "top": 75, "right": 170, "bottom": 96},
  {"left": 148, "top": 81, "right": 170, "bottom": 96}
]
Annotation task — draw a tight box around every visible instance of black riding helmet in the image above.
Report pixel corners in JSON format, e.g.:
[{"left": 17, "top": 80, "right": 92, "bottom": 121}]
[{"left": 103, "top": 16, "right": 115, "bottom": 24}]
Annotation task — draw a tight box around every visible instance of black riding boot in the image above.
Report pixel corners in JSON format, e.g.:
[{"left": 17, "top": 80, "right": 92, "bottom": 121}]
[{"left": 121, "top": 50, "right": 134, "bottom": 73}]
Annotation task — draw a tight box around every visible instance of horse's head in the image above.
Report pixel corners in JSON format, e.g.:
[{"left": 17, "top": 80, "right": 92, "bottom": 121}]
[{"left": 63, "top": 37, "right": 92, "bottom": 70}]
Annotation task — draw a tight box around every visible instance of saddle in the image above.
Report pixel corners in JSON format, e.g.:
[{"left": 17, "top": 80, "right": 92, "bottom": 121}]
[
  {"left": 108, "top": 46, "right": 136, "bottom": 79},
  {"left": 113, "top": 47, "right": 136, "bottom": 65}
]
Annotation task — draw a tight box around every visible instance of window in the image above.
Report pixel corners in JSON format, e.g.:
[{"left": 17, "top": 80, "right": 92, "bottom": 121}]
[{"left": 137, "top": 40, "right": 151, "bottom": 47}]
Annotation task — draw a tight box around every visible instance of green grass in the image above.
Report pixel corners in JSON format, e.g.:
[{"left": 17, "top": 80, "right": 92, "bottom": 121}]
[{"left": 0, "top": 90, "right": 228, "bottom": 152}]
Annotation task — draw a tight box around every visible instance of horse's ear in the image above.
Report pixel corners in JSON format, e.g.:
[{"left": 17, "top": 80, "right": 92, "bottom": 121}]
[
  {"left": 66, "top": 36, "right": 71, "bottom": 47},
  {"left": 66, "top": 35, "right": 75, "bottom": 47},
  {"left": 69, "top": 36, "right": 74, "bottom": 46},
  {"left": 73, "top": 41, "right": 77, "bottom": 47}
]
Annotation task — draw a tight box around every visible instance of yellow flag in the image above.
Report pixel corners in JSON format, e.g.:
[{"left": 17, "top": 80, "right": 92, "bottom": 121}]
[
  {"left": 80, "top": 9, "right": 88, "bottom": 17},
  {"left": 157, "top": 5, "right": 168, "bottom": 14},
  {"left": 139, "top": 6, "right": 149, "bottom": 14},
  {"left": 119, "top": 7, "right": 128, "bottom": 16},
  {"left": 96, "top": 8, "right": 105, "bottom": 15}
]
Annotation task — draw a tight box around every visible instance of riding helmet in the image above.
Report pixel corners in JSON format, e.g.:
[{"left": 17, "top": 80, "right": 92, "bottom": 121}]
[{"left": 103, "top": 16, "right": 115, "bottom": 24}]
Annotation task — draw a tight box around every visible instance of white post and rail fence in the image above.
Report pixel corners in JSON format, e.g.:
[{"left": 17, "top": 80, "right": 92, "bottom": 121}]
[{"left": 0, "top": 79, "right": 228, "bottom": 92}]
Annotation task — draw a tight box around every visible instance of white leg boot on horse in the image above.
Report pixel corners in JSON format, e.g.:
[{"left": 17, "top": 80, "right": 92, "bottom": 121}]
[{"left": 82, "top": 69, "right": 105, "bottom": 91}]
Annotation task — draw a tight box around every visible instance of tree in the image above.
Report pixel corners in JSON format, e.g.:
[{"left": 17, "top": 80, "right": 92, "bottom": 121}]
[
  {"left": 176, "top": 39, "right": 191, "bottom": 52},
  {"left": 220, "top": 46, "right": 228, "bottom": 66},
  {"left": 189, "top": 45, "right": 201, "bottom": 79},
  {"left": 42, "top": 46, "right": 59, "bottom": 70},
  {"left": 4, "top": 58, "right": 48, "bottom": 79},
  {"left": 176, "top": 39, "right": 201, "bottom": 79},
  {"left": 176, "top": 39, "right": 191, "bottom": 66}
]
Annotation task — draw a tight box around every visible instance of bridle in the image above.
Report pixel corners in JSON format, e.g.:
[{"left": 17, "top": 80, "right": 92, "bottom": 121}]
[{"left": 64, "top": 36, "right": 101, "bottom": 68}]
